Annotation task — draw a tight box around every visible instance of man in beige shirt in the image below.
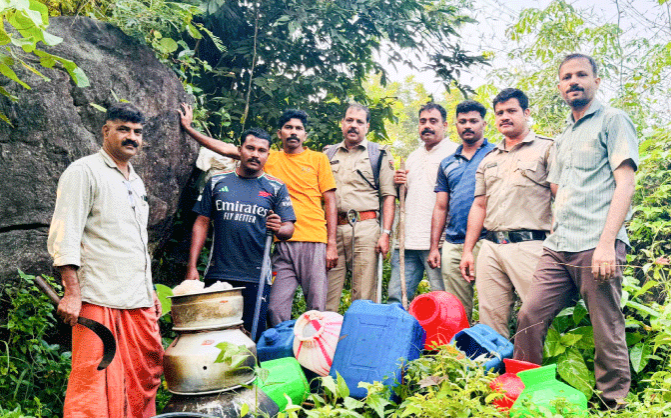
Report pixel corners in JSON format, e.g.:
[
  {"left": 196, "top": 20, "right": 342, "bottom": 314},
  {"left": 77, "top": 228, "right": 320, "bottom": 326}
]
[
  {"left": 389, "top": 102, "right": 458, "bottom": 304},
  {"left": 325, "top": 103, "right": 396, "bottom": 310},
  {"left": 460, "top": 88, "right": 553, "bottom": 338},
  {"left": 48, "top": 103, "right": 163, "bottom": 417}
]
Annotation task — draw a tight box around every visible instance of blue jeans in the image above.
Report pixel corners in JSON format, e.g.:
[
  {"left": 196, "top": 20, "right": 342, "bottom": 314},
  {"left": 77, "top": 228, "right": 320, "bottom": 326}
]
[{"left": 387, "top": 249, "right": 443, "bottom": 305}]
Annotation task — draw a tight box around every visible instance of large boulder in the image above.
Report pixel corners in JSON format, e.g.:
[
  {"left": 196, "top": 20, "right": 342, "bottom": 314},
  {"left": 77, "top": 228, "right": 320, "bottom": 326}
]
[{"left": 0, "top": 16, "right": 198, "bottom": 284}]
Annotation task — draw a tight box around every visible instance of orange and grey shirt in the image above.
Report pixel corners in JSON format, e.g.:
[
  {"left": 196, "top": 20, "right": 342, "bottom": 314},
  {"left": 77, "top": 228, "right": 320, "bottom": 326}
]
[{"left": 474, "top": 131, "right": 553, "bottom": 233}]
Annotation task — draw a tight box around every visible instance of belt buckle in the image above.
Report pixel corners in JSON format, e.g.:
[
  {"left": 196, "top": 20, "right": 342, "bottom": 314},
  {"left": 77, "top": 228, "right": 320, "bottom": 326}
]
[{"left": 496, "top": 231, "right": 509, "bottom": 244}]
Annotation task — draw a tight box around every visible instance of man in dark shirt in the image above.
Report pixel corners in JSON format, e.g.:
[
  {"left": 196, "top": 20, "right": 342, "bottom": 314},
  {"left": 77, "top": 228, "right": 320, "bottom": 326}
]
[
  {"left": 186, "top": 127, "right": 296, "bottom": 334},
  {"left": 428, "top": 100, "right": 494, "bottom": 322}
]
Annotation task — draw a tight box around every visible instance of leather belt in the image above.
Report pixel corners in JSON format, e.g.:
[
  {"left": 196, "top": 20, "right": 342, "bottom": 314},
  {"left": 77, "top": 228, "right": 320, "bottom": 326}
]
[
  {"left": 338, "top": 210, "right": 377, "bottom": 225},
  {"left": 485, "top": 230, "right": 547, "bottom": 244}
]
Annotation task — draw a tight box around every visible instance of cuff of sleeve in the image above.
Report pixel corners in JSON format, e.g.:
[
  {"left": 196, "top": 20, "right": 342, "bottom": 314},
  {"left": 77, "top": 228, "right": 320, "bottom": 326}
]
[{"left": 52, "top": 255, "right": 81, "bottom": 268}]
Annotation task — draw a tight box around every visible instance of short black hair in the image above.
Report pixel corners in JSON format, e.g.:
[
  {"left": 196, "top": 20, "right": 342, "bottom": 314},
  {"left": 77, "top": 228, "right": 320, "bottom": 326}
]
[
  {"left": 278, "top": 109, "right": 308, "bottom": 129},
  {"left": 344, "top": 103, "right": 370, "bottom": 122},
  {"left": 419, "top": 102, "right": 447, "bottom": 121},
  {"left": 455, "top": 100, "right": 486, "bottom": 118},
  {"left": 105, "top": 102, "right": 145, "bottom": 124},
  {"left": 559, "top": 53, "right": 599, "bottom": 77},
  {"left": 493, "top": 88, "right": 529, "bottom": 111},
  {"left": 240, "top": 127, "right": 272, "bottom": 147}
]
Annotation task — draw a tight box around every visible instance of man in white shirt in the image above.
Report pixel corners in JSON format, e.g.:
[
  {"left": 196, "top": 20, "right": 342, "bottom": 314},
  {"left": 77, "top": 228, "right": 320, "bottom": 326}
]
[
  {"left": 48, "top": 103, "right": 163, "bottom": 418},
  {"left": 388, "top": 102, "right": 458, "bottom": 304}
]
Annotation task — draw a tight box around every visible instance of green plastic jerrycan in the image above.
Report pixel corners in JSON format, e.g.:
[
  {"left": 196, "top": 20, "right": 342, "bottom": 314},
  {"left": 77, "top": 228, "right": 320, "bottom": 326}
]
[
  {"left": 256, "top": 357, "right": 309, "bottom": 411},
  {"left": 510, "top": 364, "right": 588, "bottom": 417}
]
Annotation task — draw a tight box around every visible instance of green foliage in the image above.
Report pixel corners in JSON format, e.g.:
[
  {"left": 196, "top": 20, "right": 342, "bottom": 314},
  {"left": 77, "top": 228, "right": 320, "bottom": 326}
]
[
  {"left": 182, "top": 0, "right": 485, "bottom": 148},
  {"left": 0, "top": 271, "right": 71, "bottom": 417},
  {"left": 0, "top": 0, "right": 88, "bottom": 125},
  {"left": 154, "top": 283, "right": 173, "bottom": 317},
  {"left": 393, "top": 346, "right": 504, "bottom": 417}
]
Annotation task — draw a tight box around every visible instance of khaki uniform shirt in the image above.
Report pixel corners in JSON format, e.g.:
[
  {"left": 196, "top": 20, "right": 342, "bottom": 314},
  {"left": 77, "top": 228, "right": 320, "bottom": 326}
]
[
  {"left": 328, "top": 139, "right": 397, "bottom": 213},
  {"left": 474, "top": 131, "right": 553, "bottom": 232},
  {"left": 47, "top": 149, "right": 153, "bottom": 309}
]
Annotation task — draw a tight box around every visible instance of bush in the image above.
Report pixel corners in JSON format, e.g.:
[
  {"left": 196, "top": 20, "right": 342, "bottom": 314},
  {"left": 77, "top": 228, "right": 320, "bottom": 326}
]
[{"left": 0, "top": 271, "right": 71, "bottom": 418}]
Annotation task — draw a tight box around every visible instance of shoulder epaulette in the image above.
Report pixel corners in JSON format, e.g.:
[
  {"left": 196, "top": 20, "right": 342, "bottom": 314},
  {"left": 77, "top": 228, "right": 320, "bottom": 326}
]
[{"left": 536, "top": 135, "right": 554, "bottom": 141}]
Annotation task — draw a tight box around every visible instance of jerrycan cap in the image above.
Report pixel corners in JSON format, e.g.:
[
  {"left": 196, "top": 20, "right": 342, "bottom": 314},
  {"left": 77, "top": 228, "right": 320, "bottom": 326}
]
[{"left": 264, "top": 328, "right": 280, "bottom": 345}]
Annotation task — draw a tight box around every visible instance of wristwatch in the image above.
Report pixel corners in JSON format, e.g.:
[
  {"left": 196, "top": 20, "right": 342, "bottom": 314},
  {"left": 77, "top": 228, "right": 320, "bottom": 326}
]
[{"left": 382, "top": 229, "right": 392, "bottom": 235}]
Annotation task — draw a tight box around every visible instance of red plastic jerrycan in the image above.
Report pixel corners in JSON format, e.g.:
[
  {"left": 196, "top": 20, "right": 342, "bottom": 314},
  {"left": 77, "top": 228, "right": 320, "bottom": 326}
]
[
  {"left": 409, "top": 291, "right": 469, "bottom": 349},
  {"left": 489, "top": 358, "right": 540, "bottom": 411}
]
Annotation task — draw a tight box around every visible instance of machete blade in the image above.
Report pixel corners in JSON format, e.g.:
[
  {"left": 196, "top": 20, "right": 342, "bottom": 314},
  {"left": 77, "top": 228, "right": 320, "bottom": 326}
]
[{"left": 77, "top": 317, "right": 117, "bottom": 370}]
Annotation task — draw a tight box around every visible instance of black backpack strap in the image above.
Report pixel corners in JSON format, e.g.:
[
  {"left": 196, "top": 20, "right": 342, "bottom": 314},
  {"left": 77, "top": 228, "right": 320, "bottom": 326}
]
[
  {"left": 367, "top": 141, "right": 385, "bottom": 191},
  {"left": 324, "top": 144, "right": 338, "bottom": 161}
]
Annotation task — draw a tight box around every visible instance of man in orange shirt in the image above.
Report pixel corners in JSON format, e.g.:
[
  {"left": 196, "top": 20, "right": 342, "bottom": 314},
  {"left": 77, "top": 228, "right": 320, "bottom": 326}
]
[{"left": 179, "top": 105, "right": 337, "bottom": 325}]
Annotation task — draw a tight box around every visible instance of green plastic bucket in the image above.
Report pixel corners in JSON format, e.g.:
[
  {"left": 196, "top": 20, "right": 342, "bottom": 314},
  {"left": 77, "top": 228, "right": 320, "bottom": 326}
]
[
  {"left": 510, "top": 364, "right": 588, "bottom": 417},
  {"left": 256, "top": 357, "right": 309, "bottom": 411}
]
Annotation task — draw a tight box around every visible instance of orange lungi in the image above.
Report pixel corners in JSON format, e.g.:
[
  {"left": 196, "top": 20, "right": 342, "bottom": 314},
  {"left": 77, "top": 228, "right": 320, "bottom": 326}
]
[{"left": 64, "top": 303, "right": 164, "bottom": 418}]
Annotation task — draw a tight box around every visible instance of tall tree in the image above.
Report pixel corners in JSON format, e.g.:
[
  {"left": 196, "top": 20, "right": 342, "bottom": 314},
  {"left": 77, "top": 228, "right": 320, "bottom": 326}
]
[{"left": 193, "top": 0, "right": 486, "bottom": 148}]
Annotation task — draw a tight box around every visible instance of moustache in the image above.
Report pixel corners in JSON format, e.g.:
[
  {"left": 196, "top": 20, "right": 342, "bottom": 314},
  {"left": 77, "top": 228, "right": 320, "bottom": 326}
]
[
  {"left": 462, "top": 129, "right": 474, "bottom": 134},
  {"left": 568, "top": 85, "right": 584, "bottom": 93},
  {"left": 421, "top": 128, "right": 435, "bottom": 135},
  {"left": 247, "top": 158, "right": 261, "bottom": 164},
  {"left": 121, "top": 139, "right": 139, "bottom": 147},
  {"left": 287, "top": 135, "right": 299, "bottom": 141},
  {"left": 347, "top": 128, "right": 358, "bottom": 134}
]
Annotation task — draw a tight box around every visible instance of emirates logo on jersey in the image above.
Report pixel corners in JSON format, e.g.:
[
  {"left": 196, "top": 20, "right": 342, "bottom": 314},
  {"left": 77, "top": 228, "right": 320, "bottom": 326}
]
[{"left": 258, "top": 190, "right": 272, "bottom": 197}]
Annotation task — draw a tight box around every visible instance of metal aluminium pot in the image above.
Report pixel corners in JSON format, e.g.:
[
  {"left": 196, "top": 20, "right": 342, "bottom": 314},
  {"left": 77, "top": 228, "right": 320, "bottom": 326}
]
[
  {"left": 164, "top": 326, "right": 257, "bottom": 395},
  {"left": 161, "top": 387, "right": 279, "bottom": 417},
  {"left": 170, "top": 288, "right": 244, "bottom": 331}
]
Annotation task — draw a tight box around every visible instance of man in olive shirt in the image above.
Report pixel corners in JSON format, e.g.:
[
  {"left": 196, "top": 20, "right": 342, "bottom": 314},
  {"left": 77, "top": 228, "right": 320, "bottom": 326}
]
[
  {"left": 325, "top": 103, "right": 396, "bottom": 310},
  {"left": 460, "top": 88, "right": 553, "bottom": 338},
  {"left": 515, "top": 54, "right": 638, "bottom": 410}
]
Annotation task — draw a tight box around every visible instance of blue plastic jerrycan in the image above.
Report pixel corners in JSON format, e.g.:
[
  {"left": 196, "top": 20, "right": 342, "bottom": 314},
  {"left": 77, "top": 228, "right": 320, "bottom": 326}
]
[
  {"left": 451, "top": 324, "right": 513, "bottom": 372},
  {"left": 330, "top": 300, "right": 426, "bottom": 398},
  {"left": 257, "top": 319, "right": 296, "bottom": 363}
]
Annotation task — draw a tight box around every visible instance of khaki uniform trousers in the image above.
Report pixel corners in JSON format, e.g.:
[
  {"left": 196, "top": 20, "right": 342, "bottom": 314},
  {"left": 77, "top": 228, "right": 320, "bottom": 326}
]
[
  {"left": 326, "top": 218, "right": 380, "bottom": 311},
  {"left": 441, "top": 240, "right": 482, "bottom": 323},
  {"left": 475, "top": 239, "right": 544, "bottom": 338}
]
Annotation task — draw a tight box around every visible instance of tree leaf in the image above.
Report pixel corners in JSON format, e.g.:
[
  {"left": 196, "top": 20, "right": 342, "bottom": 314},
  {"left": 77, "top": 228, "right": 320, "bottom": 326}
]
[
  {"left": 154, "top": 284, "right": 173, "bottom": 316},
  {"left": 570, "top": 326, "right": 595, "bottom": 350},
  {"left": 557, "top": 347, "right": 595, "bottom": 399},
  {"left": 543, "top": 328, "right": 565, "bottom": 358},
  {"left": 336, "top": 372, "right": 350, "bottom": 398},
  {"left": 0, "top": 63, "right": 30, "bottom": 88},
  {"left": 90, "top": 103, "right": 106, "bottom": 112},
  {"left": 559, "top": 332, "right": 583, "bottom": 347},
  {"left": 629, "top": 342, "right": 652, "bottom": 373},
  {"left": 159, "top": 37, "right": 179, "bottom": 53},
  {"left": 343, "top": 397, "right": 364, "bottom": 410}
]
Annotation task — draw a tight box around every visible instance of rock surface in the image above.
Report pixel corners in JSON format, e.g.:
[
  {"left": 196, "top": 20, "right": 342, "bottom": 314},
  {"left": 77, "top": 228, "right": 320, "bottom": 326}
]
[{"left": 0, "top": 16, "right": 198, "bottom": 284}]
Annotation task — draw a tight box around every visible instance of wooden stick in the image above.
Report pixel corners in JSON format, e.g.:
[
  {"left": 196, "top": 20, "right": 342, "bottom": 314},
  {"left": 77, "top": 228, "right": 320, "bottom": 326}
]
[{"left": 399, "top": 158, "right": 408, "bottom": 309}]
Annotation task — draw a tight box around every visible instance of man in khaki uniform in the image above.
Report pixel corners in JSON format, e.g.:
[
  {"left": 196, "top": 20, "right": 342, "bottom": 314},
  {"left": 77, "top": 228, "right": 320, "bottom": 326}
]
[
  {"left": 325, "top": 103, "right": 396, "bottom": 310},
  {"left": 460, "top": 88, "right": 553, "bottom": 338}
]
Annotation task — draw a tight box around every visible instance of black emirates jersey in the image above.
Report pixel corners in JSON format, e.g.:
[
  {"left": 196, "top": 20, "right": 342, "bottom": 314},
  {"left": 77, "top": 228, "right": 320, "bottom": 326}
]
[{"left": 193, "top": 169, "right": 296, "bottom": 282}]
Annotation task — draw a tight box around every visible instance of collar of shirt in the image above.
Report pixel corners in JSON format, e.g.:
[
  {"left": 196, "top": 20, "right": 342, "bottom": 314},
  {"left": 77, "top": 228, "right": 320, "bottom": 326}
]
[
  {"left": 567, "top": 99, "right": 603, "bottom": 125},
  {"left": 99, "top": 148, "right": 139, "bottom": 181},
  {"left": 493, "top": 131, "right": 537, "bottom": 153},
  {"left": 454, "top": 138, "right": 491, "bottom": 161},
  {"left": 336, "top": 138, "right": 369, "bottom": 152},
  {"left": 420, "top": 138, "right": 452, "bottom": 155}
]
